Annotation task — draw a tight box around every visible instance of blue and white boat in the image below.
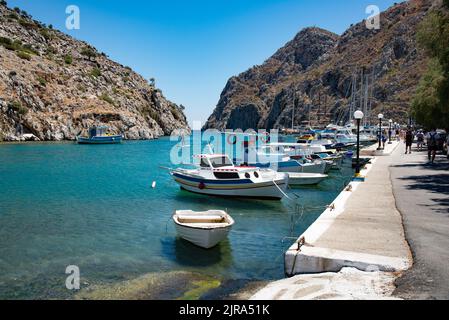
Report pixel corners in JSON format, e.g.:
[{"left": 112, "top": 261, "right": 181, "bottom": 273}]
[
  {"left": 171, "top": 154, "right": 288, "bottom": 200},
  {"left": 77, "top": 126, "right": 123, "bottom": 144}
]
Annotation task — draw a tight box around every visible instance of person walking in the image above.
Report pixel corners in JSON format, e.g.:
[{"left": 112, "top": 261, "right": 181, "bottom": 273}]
[
  {"left": 405, "top": 128, "right": 414, "bottom": 154},
  {"left": 416, "top": 130, "right": 425, "bottom": 152},
  {"left": 446, "top": 132, "right": 449, "bottom": 160},
  {"left": 426, "top": 129, "right": 440, "bottom": 164},
  {"left": 382, "top": 130, "right": 387, "bottom": 149}
]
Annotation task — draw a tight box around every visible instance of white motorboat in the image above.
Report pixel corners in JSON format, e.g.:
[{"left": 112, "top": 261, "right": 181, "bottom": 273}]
[
  {"left": 236, "top": 145, "right": 326, "bottom": 174},
  {"left": 335, "top": 129, "right": 357, "bottom": 145},
  {"left": 287, "top": 173, "right": 328, "bottom": 186},
  {"left": 316, "top": 152, "right": 344, "bottom": 170},
  {"left": 308, "top": 154, "right": 333, "bottom": 173},
  {"left": 171, "top": 154, "right": 288, "bottom": 200},
  {"left": 173, "top": 210, "right": 234, "bottom": 249},
  {"left": 294, "top": 157, "right": 327, "bottom": 174},
  {"left": 360, "top": 128, "right": 378, "bottom": 142}
]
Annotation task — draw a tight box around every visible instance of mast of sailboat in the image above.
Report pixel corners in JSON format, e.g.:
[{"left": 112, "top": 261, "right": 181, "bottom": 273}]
[
  {"left": 308, "top": 103, "right": 311, "bottom": 128},
  {"left": 363, "top": 73, "right": 369, "bottom": 127},
  {"left": 348, "top": 71, "right": 357, "bottom": 123},
  {"left": 360, "top": 68, "right": 364, "bottom": 125},
  {"left": 292, "top": 92, "right": 296, "bottom": 131},
  {"left": 317, "top": 92, "right": 321, "bottom": 126},
  {"left": 368, "top": 66, "right": 375, "bottom": 127}
]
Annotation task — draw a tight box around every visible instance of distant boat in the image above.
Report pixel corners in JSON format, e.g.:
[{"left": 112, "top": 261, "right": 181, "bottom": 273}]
[
  {"left": 77, "top": 126, "right": 123, "bottom": 144},
  {"left": 173, "top": 210, "right": 234, "bottom": 249}
]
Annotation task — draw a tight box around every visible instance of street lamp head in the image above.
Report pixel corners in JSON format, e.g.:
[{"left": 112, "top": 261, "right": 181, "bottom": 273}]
[
  {"left": 354, "top": 110, "right": 364, "bottom": 120},
  {"left": 378, "top": 113, "right": 384, "bottom": 120},
  {"left": 389, "top": 119, "right": 393, "bottom": 123}
]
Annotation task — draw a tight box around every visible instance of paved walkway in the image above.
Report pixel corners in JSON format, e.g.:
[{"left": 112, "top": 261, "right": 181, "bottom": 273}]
[
  {"left": 390, "top": 145, "right": 449, "bottom": 300},
  {"left": 284, "top": 141, "right": 411, "bottom": 276},
  {"left": 251, "top": 142, "right": 413, "bottom": 300}
]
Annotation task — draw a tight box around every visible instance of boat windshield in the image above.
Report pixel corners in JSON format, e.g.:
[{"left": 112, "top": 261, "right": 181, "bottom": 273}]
[
  {"left": 200, "top": 158, "right": 210, "bottom": 168},
  {"left": 210, "top": 156, "right": 233, "bottom": 168}
]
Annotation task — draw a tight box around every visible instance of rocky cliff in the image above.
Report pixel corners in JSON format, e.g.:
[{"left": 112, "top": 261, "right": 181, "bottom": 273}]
[
  {"left": 204, "top": 0, "right": 435, "bottom": 130},
  {"left": 0, "top": 3, "right": 189, "bottom": 141}
]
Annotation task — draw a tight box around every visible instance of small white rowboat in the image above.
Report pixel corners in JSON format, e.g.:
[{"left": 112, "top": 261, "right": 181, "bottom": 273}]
[
  {"left": 287, "top": 173, "right": 328, "bottom": 186},
  {"left": 173, "top": 210, "right": 235, "bottom": 249}
]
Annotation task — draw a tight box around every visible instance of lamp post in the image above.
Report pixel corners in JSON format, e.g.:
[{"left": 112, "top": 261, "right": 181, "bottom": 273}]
[
  {"left": 388, "top": 119, "right": 393, "bottom": 144},
  {"left": 354, "top": 110, "right": 364, "bottom": 176},
  {"left": 377, "top": 113, "right": 384, "bottom": 150}
]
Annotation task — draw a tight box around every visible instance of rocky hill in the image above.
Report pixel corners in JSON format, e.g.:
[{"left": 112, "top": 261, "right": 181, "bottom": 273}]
[
  {"left": 204, "top": 0, "right": 436, "bottom": 130},
  {"left": 0, "top": 2, "right": 189, "bottom": 141}
]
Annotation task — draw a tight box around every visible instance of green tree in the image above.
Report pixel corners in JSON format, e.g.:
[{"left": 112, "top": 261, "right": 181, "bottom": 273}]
[
  {"left": 64, "top": 54, "right": 73, "bottom": 65},
  {"left": 80, "top": 46, "right": 97, "bottom": 60},
  {"left": 412, "top": 59, "right": 448, "bottom": 128},
  {"left": 412, "top": 2, "right": 449, "bottom": 129}
]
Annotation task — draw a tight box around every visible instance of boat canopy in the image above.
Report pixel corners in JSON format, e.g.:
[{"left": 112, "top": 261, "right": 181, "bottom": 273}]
[
  {"left": 88, "top": 126, "right": 108, "bottom": 138},
  {"left": 195, "top": 154, "right": 234, "bottom": 169}
]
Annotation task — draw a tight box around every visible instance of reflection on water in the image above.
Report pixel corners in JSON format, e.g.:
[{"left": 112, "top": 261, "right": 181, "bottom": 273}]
[
  {"left": 161, "top": 237, "right": 233, "bottom": 268},
  {"left": 0, "top": 139, "right": 354, "bottom": 299}
]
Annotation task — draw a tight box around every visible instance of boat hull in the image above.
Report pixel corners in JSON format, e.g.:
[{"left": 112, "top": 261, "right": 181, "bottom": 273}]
[
  {"left": 287, "top": 173, "right": 328, "bottom": 186},
  {"left": 331, "top": 157, "right": 344, "bottom": 170},
  {"left": 174, "top": 223, "right": 232, "bottom": 249},
  {"left": 323, "top": 161, "right": 333, "bottom": 173},
  {"left": 173, "top": 173, "right": 288, "bottom": 200},
  {"left": 77, "top": 135, "right": 123, "bottom": 144},
  {"left": 297, "top": 162, "right": 327, "bottom": 174}
]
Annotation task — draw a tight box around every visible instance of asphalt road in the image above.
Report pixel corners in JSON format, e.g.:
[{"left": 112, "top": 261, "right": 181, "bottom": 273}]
[{"left": 390, "top": 144, "right": 449, "bottom": 299}]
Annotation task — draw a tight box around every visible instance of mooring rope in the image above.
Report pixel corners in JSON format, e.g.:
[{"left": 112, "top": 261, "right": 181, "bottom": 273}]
[{"left": 272, "top": 179, "right": 293, "bottom": 200}]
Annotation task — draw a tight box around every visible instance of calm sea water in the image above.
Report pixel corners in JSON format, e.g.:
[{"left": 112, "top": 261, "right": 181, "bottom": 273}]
[{"left": 0, "top": 138, "right": 354, "bottom": 299}]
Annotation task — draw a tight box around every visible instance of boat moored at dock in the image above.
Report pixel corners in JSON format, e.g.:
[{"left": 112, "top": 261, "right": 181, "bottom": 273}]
[
  {"left": 171, "top": 154, "right": 289, "bottom": 200},
  {"left": 235, "top": 144, "right": 327, "bottom": 174},
  {"left": 173, "top": 210, "right": 235, "bottom": 249},
  {"left": 287, "top": 173, "right": 328, "bottom": 186}
]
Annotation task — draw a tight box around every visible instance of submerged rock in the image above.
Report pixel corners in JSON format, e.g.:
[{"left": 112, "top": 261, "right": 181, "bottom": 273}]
[{"left": 75, "top": 271, "right": 221, "bottom": 300}]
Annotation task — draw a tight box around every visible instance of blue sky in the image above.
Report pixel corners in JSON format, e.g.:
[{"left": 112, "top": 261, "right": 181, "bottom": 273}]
[{"left": 8, "top": 0, "right": 399, "bottom": 124}]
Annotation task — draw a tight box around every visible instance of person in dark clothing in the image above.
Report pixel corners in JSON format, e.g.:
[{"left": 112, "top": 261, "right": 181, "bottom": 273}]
[
  {"left": 405, "top": 129, "right": 414, "bottom": 154},
  {"left": 426, "top": 129, "right": 440, "bottom": 164},
  {"left": 382, "top": 131, "right": 388, "bottom": 149}
]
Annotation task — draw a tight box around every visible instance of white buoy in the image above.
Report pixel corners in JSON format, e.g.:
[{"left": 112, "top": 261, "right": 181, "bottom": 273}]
[{"left": 152, "top": 181, "right": 157, "bottom": 188}]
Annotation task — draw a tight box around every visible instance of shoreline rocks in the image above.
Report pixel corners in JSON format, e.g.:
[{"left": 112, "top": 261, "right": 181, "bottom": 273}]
[{"left": 0, "top": 3, "right": 190, "bottom": 142}]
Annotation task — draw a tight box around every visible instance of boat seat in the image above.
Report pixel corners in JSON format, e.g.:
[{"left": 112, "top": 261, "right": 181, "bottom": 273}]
[
  {"left": 177, "top": 215, "right": 225, "bottom": 224},
  {"left": 178, "top": 223, "right": 229, "bottom": 228}
]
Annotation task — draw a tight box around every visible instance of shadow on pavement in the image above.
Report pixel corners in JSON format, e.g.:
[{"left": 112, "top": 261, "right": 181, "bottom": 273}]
[
  {"left": 395, "top": 165, "right": 449, "bottom": 215},
  {"left": 391, "top": 154, "right": 449, "bottom": 171}
]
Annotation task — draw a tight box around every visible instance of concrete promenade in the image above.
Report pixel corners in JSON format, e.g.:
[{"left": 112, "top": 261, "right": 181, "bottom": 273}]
[
  {"left": 252, "top": 141, "right": 414, "bottom": 300},
  {"left": 284, "top": 141, "right": 411, "bottom": 276},
  {"left": 390, "top": 146, "right": 449, "bottom": 299}
]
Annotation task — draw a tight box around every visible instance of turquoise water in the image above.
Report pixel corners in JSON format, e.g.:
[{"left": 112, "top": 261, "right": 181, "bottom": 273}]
[{"left": 0, "top": 138, "right": 354, "bottom": 299}]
